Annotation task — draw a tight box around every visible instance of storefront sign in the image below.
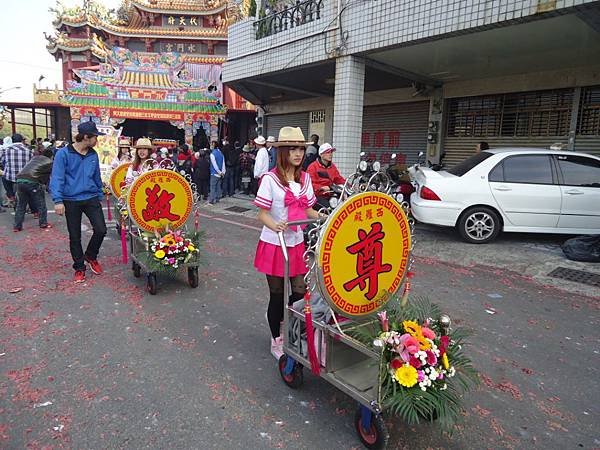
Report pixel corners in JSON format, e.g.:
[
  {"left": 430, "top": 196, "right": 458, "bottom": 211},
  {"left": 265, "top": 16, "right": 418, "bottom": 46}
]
[
  {"left": 127, "top": 169, "right": 193, "bottom": 232},
  {"left": 317, "top": 191, "right": 411, "bottom": 318},
  {"left": 109, "top": 162, "right": 131, "bottom": 198}
]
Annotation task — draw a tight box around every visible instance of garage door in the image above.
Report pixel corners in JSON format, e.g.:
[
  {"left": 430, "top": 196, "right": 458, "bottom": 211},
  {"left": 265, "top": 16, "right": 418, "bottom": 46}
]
[
  {"left": 265, "top": 112, "right": 310, "bottom": 141},
  {"left": 361, "top": 101, "right": 429, "bottom": 166}
]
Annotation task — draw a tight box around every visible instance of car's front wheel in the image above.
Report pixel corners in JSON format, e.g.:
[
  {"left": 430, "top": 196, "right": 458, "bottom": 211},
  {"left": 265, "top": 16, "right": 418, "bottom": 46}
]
[{"left": 457, "top": 206, "right": 501, "bottom": 244}]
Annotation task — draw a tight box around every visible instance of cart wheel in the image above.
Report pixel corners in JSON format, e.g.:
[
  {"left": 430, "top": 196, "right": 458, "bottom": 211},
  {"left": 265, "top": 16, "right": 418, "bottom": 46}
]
[
  {"left": 278, "top": 354, "right": 303, "bottom": 389},
  {"left": 188, "top": 267, "right": 199, "bottom": 288},
  {"left": 132, "top": 261, "right": 141, "bottom": 278},
  {"left": 354, "top": 406, "right": 389, "bottom": 450},
  {"left": 146, "top": 273, "right": 157, "bottom": 295}
]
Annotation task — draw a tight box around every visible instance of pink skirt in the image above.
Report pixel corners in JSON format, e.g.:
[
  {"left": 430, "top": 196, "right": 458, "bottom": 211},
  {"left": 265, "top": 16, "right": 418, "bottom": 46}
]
[{"left": 254, "top": 240, "right": 308, "bottom": 277}]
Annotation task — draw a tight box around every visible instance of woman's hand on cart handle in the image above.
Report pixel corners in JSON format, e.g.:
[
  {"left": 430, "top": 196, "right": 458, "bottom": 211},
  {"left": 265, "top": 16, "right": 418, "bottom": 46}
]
[{"left": 273, "top": 221, "right": 288, "bottom": 232}]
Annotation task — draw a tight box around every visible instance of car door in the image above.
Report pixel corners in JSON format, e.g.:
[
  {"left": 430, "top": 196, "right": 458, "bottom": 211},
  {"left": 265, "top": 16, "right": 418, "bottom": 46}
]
[
  {"left": 555, "top": 154, "right": 600, "bottom": 230},
  {"left": 488, "top": 154, "right": 561, "bottom": 227}
]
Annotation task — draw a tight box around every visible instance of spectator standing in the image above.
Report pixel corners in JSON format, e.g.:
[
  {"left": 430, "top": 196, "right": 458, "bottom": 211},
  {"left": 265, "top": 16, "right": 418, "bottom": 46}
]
[
  {"left": 208, "top": 141, "right": 225, "bottom": 205},
  {"left": 475, "top": 141, "right": 489, "bottom": 153},
  {"left": 0, "top": 136, "right": 13, "bottom": 210},
  {"left": 302, "top": 134, "right": 319, "bottom": 170},
  {"left": 239, "top": 143, "right": 255, "bottom": 195},
  {"left": 49, "top": 121, "right": 107, "bottom": 283},
  {"left": 14, "top": 148, "right": 54, "bottom": 231},
  {"left": 177, "top": 144, "right": 195, "bottom": 177},
  {"left": 266, "top": 136, "right": 277, "bottom": 170},
  {"left": 1, "top": 134, "right": 33, "bottom": 208},
  {"left": 193, "top": 148, "right": 211, "bottom": 201},
  {"left": 222, "top": 138, "right": 236, "bottom": 197}
]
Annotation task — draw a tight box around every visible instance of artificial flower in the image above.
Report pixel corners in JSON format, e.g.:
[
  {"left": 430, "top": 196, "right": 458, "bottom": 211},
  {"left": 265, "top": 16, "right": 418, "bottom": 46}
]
[
  {"left": 409, "top": 356, "right": 421, "bottom": 369},
  {"left": 426, "top": 350, "right": 438, "bottom": 366},
  {"left": 378, "top": 310, "right": 389, "bottom": 332},
  {"left": 442, "top": 353, "right": 450, "bottom": 370},
  {"left": 403, "top": 320, "right": 421, "bottom": 337},
  {"left": 421, "top": 327, "right": 436, "bottom": 340},
  {"left": 397, "top": 333, "right": 420, "bottom": 362},
  {"left": 417, "top": 334, "right": 432, "bottom": 350},
  {"left": 188, "top": 244, "right": 196, "bottom": 252},
  {"left": 394, "top": 364, "right": 418, "bottom": 388},
  {"left": 154, "top": 249, "right": 166, "bottom": 259},
  {"left": 390, "top": 358, "right": 403, "bottom": 370}
]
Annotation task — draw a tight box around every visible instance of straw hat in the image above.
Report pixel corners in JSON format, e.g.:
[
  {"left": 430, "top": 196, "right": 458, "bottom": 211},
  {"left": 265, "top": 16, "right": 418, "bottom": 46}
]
[
  {"left": 118, "top": 136, "right": 132, "bottom": 147},
  {"left": 135, "top": 137, "right": 153, "bottom": 149},
  {"left": 273, "top": 127, "right": 310, "bottom": 147},
  {"left": 254, "top": 135, "right": 266, "bottom": 146}
]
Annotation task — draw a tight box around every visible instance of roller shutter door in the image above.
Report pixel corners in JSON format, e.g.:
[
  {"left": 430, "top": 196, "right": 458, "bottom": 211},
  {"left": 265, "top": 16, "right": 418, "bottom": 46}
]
[
  {"left": 265, "top": 112, "right": 309, "bottom": 141},
  {"left": 443, "top": 137, "right": 562, "bottom": 167},
  {"left": 574, "top": 136, "right": 600, "bottom": 157},
  {"left": 362, "top": 101, "right": 429, "bottom": 165}
]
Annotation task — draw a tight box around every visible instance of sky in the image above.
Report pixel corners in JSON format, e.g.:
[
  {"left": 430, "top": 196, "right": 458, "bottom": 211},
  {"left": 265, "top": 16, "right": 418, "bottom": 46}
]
[{"left": 0, "top": 0, "right": 120, "bottom": 103}]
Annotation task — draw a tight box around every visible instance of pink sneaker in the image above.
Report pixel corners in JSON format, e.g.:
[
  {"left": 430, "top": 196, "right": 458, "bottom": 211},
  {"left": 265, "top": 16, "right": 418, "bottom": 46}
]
[{"left": 271, "top": 337, "right": 283, "bottom": 360}]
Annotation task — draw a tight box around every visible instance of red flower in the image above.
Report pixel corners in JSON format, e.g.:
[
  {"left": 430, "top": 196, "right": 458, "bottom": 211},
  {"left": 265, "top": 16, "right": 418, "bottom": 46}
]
[
  {"left": 439, "top": 335, "right": 449, "bottom": 356},
  {"left": 409, "top": 356, "right": 421, "bottom": 368},
  {"left": 390, "top": 358, "right": 403, "bottom": 370},
  {"left": 426, "top": 350, "right": 437, "bottom": 366}
]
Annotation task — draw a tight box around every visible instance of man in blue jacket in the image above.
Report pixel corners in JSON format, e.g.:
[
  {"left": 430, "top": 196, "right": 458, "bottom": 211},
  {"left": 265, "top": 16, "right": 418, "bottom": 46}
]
[{"left": 50, "top": 121, "right": 107, "bottom": 283}]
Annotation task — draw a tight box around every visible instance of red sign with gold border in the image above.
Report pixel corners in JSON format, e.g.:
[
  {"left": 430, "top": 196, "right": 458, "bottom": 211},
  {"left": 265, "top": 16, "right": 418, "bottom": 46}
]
[
  {"left": 317, "top": 191, "right": 411, "bottom": 318},
  {"left": 127, "top": 169, "right": 193, "bottom": 232},
  {"left": 109, "top": 162, "right": 131, "bottom": 197}
]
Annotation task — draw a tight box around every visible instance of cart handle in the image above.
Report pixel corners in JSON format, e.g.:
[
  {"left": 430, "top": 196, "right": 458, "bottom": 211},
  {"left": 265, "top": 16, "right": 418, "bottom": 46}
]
[{"left": 276, "top": 217, "right": 324, "bottom": 256}]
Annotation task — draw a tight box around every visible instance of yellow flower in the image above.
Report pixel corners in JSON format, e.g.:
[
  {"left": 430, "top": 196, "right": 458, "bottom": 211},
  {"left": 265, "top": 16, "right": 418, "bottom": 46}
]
[
  {"left": 394, "top": 364, "right": 418, "bottom": 387},
  {"left": 164, "top": 237, "right": 176, "bottom": 246},
  {"left": 417, "top": 334, "right": 431, "bottom": 350},
  {"left": 154, "top": 249, "right": 166, "bottom": 259},
  {"left": 442, "top": 353, "right": 450, "bottom": 370},
  {"left": 403, "top": 320, "right": 422, "bottom": 337},
  {"left": 188, "top": 244, "right": 196, "bottom": 252}
]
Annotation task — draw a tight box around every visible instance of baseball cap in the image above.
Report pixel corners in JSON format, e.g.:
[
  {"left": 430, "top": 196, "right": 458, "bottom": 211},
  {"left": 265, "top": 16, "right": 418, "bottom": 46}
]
[
  {"left": 77, "top": 121, "right": 106, "bottom": 136},
  {"left": 318, "top": 143, "right": 336, "bottom": 155}
]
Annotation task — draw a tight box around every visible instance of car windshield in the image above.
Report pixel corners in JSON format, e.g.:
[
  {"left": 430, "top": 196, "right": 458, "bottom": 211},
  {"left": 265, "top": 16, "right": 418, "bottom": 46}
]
[{"left": 447, "top": 151, "right": 493, "bottom": 176}]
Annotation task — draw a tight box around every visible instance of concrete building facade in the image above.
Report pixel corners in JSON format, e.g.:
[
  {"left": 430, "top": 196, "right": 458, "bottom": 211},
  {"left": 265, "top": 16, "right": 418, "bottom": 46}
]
[{"left": 224, "top": 0, "right": 600, "bottom": 174}]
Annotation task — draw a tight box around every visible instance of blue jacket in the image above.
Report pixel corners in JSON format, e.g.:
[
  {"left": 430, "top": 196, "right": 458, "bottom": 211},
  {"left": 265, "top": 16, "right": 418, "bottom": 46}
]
[
  {"left": 50, "top": 144, "right": 103, "bottom": 204},
  {"left": 210, "top": 148, "right": 225, "bottom": 176}
]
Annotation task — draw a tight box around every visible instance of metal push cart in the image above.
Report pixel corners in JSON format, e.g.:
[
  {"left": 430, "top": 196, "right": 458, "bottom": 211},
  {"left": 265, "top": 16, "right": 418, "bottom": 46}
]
[
  {"left": 119, "top": 160, "right": 201, "bottom": 295},
  {"left": 277, "top": 219, "right": 390, "bottom": 450}
]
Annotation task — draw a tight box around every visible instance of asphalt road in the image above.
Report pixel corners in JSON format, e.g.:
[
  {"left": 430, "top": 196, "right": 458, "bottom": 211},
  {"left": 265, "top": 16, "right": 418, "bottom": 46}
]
[{"left": 0, "top": 206, "right": 598, "bottom": 450}]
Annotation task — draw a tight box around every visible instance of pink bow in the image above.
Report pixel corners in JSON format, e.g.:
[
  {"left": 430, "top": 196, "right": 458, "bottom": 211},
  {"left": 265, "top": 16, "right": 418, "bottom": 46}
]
[{"left": 284, "top": 190, "right": 309, "bottom": 230}]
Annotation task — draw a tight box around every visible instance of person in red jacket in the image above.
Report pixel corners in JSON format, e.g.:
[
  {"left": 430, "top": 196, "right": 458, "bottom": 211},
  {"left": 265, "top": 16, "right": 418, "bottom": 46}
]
[{"left": 306, "top": 143, "right": 345, "bottom": 209}]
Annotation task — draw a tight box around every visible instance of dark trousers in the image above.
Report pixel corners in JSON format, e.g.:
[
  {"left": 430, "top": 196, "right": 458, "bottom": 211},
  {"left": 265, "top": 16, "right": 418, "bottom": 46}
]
[
  {"left": 197, "top": 179, "right": 209, "bottom": 200},
  {"left": 224, "top": 167, "right": 236, "bottom": 196},
  {"left": 14, "top": 182, "right": 47, "bottom": 229},
  {"left": 64, "top": 198, "right": 107, "bottom": 271},
  {"left": 2, "top": 178, "right": 15, "bottom": 199}
]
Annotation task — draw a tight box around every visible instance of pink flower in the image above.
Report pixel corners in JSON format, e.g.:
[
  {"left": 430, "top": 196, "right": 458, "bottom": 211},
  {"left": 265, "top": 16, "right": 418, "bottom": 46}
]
[
  {"left": 377, "top": 311, "right": 389, "bottom": 332},
  {"left": 397, "top": 333, "right": 420, "bottom": 362},
  {"left": 439, "top": 335, "right": 450, "bottom": 356},
  {"left": 421, "top": 327, "right": 436, "bottom": 340},
  {"left": 426, "top": 350, "right": 437, "bottom": 366},
  {"left": 168, "top": 258, "right": 175, "bottom": 264},
  {"left": 417, "top": 370, "right": 425, "bottom": 382}
]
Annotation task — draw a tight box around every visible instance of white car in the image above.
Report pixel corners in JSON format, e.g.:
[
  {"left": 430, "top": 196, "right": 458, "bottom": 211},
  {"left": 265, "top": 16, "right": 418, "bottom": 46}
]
[{"left": 410, "top": 148, "right": 600, "bottom": 243}]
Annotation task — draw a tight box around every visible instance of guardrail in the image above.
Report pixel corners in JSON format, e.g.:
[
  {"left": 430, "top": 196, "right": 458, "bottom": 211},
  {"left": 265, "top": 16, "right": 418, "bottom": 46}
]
[{"left": 253, "top": 0, "right": 325, "bottom": 40}]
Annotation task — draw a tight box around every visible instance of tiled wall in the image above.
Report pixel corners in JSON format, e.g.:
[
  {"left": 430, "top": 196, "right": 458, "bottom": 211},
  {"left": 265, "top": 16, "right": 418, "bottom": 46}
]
[{"left": 224, "top": 0, "right": 597, "bottom": 83}]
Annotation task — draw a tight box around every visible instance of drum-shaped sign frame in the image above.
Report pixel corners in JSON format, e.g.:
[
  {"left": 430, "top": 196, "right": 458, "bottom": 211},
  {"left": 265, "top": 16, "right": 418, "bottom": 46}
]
[
  {"left": 109, "top": 162, "right": 131, "bottom": 198},
  {"left": 126, "top": 169, "right": 194, "bottom": 232},
  {"left": 314, "top": 191, "right": 412, "bottom": 319}
]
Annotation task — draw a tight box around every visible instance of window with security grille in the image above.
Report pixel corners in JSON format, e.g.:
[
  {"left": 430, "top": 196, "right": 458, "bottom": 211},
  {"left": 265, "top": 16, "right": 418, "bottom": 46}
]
[
  {"left": 310, "top": 110, "right": 325, "bottom": 124},
  {"left": 577, "top": 86, "right": 600, "bottom": 135},
  {"left": 446, "top": 89, "right": 573, "bottom": 138}
]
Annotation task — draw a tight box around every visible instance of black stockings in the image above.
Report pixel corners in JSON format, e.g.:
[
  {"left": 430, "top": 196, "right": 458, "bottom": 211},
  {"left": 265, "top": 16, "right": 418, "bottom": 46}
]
[{"left": 266, "top": 275, "right": 305, "bottom": 339}]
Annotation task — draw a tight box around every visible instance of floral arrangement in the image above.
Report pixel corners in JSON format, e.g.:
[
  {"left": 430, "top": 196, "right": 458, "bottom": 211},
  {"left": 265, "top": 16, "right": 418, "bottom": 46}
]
[
  {"left": 353, "top": 297, "right": 477, "bottom": 431},
  {"left": 149, "top": 229, "right": 199, "bottom": 269}
]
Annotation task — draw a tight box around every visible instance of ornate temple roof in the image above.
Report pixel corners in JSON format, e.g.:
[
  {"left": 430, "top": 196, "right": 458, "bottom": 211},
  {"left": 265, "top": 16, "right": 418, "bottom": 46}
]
[
  {"left": 130, "top": 0, "right": 228, "bottom": 14},
  {"left": 62, "top": 47, "right": 226, "bottom": 117}
]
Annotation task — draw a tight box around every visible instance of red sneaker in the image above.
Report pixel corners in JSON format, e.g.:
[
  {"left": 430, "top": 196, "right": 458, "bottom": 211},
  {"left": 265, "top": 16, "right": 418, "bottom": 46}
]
[
  {"left": 73, "top": 271, "right": 86, "bottom": 283},
  {"left": 85, "top": 257, "right": 103, "bottom": 275}
]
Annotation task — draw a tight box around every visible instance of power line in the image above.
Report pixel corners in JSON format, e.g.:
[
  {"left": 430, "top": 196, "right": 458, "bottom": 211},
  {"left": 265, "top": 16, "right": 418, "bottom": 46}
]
[{"left": 0, "top": 60, "right": 61, "bottom": 72}]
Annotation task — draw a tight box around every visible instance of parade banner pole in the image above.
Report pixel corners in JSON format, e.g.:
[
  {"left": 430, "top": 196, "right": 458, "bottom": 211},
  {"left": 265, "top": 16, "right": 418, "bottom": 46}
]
[
  {"left": 121, "top": 217, "right": 128, "bottom": 265},
  {"left": 106, "top": 194, "right": 112, "bottom": 221}
]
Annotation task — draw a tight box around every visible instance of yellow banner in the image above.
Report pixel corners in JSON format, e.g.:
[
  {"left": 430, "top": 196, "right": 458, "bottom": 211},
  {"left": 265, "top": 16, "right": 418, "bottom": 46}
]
[{"left": 111, "top": 109, "right": 184, "bottom": 121}]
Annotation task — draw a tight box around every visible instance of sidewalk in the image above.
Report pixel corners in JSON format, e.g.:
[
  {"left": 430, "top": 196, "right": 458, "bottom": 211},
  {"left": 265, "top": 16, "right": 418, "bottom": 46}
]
[{"left": 198, "top": 194, "right": 599, "bottom": 298}]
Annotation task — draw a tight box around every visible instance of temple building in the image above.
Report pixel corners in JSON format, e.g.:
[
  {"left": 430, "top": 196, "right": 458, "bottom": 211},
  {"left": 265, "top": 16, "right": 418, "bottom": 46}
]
[{"left": 46, "top": 0, "right": 254, "bottom": 148}]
